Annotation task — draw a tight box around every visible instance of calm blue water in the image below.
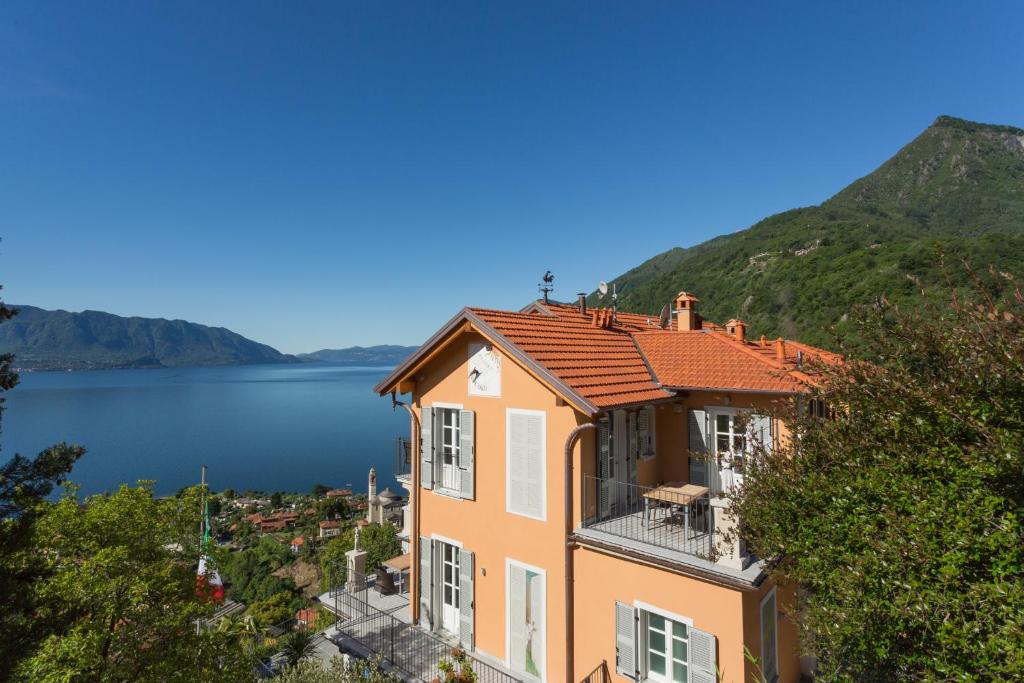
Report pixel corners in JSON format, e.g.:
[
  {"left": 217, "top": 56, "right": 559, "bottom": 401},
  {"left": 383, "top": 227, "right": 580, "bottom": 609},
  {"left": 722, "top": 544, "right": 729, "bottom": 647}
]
[{"left": 2, "top": 364, "right": 408, "bottom": 497}]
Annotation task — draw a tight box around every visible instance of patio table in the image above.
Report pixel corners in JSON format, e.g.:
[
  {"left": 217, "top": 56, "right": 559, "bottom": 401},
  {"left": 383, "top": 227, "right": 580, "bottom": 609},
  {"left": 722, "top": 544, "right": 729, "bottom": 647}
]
[{"left": 642, "top": 483, "right": 710, "bottom": 540}]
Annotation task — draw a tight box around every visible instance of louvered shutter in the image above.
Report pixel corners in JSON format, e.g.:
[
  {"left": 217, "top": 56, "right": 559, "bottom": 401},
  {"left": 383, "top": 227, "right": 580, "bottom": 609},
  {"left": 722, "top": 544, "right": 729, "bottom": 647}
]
[
  {"left": 689, "top": 627, "right": 717, "bottom": 683},
  {"left": 597, "top": 418, "right": 610, "bottom": 519},
  {"left": 419, "top": 537, "right": 433, "bottom": 628},
  {"left": 750, "top": 414, "right": 773, "bottom": 454},
  {"left": 509, "top": 565, "right": 527, "bottom": 668},
  {"left": 688, "top": 409, "right": 709, "bottom": 486},
  {"left": 421, "top": 406, "right": 434, "bottom": 490},
  {"left": 508, "top": 412, "right": 545, "bottom": 519},
  {"left": 628, "top": 411, "right": 638, "bottom": 463},
  {"left": 459, "top": 410, "right": 475, "bottom": 500},
  {"left": 614, "top": 602, "right": 638, "bottom": 680},
  {"left": 637, "top": 406, "right": 655, "bottom": 458},
  {"left": 458, "top": 549, "right": 474, "bottom": 649}
]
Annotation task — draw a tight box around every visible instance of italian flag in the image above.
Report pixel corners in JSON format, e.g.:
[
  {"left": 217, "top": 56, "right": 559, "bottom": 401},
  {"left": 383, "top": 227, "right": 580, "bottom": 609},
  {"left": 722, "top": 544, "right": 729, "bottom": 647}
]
[{"left": 196, "top": 493, "right": 225, "bottom": 603}]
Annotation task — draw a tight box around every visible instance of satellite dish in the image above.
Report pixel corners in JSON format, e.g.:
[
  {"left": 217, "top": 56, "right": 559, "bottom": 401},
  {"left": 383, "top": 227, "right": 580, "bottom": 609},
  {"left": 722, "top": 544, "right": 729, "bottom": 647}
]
[
  {"left": 598, "top": 281, "right": 609, "bottom": 298},
  {"left": 658, "top": 304, "right": 671, "bottom": 329}
]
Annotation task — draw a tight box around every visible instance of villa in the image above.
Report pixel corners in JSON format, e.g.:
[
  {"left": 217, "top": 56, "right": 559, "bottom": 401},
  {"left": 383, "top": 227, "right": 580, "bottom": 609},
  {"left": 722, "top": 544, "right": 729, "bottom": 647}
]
[{"left": 366, "top": 291, "right": 838, "bottom": 683}]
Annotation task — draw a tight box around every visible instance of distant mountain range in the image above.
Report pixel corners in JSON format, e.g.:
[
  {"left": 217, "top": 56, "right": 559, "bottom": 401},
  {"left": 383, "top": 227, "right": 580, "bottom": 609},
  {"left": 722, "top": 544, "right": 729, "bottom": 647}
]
[
  {"left": 0, "top": 305, "right": 420, "bottom": 371},
  {"left": 0, "top": 306, "right": 299, "bottom": 370},
  {"left": 297, "top": 345, "right": 418, "bottom": 366},
  {"left": 592, "top": 116, "right": 1024, "bottom": 349}
]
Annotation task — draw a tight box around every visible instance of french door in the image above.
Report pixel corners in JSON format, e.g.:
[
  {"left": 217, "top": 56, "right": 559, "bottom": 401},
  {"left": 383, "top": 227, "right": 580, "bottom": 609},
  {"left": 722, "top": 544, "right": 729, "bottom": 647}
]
[{"left": 440, "top": 542, "right": 461, "bottom": 634}]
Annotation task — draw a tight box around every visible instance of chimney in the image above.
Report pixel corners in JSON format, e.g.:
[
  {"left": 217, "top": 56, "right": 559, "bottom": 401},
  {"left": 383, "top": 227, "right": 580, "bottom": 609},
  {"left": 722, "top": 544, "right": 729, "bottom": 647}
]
[
  {"left": 774, "top": 338, "right": 787, "bottom": 362},
  {"left": 674, "top": 291, "right": 700, "bottom": 331},
  {"left": 577, "top": 293, "right": 587, "bottom": 316},
  {"left": 759, "top": 335, "right": 767, "bottom": 348},
  {"left": 726, "top": 319, "right": 747, "bottom": 343}
]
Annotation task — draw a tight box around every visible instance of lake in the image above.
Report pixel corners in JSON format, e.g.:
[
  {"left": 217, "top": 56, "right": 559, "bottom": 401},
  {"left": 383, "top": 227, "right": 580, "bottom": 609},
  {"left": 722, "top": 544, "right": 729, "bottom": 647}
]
[{"left": 2, "top": 364, "right": 409, "bottom": 497}]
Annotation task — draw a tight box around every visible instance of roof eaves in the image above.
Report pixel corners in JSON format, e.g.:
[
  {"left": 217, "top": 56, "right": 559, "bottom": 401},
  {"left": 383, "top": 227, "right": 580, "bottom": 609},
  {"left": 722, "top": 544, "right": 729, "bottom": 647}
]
[
  {"left": 373, "top": 307, "right": 474, "bottom": 395},
  {"left": 662, "top": 384, "right": 806, "bottom": 396}
]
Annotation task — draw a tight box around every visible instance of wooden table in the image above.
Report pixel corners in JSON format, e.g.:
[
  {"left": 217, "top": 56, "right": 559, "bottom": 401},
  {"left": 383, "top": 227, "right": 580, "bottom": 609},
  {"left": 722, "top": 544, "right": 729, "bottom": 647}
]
[{"left": 642, "top": 484, "right": 710, "bottom": 539}]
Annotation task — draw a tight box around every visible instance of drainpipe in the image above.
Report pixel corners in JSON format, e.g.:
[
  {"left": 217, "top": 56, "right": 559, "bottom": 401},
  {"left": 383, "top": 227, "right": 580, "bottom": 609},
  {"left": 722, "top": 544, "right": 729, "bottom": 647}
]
[
  {"left": 564, "top": 422, "right": 595, "bottom": 683},
  {"left": 391, "top": 391, "right": 420, "bottom": 623}
]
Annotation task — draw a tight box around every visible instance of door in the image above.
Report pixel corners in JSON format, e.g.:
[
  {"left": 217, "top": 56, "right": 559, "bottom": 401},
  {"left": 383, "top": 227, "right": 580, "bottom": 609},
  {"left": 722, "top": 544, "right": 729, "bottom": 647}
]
[
  {"left": 440, "top": 542, "right": 461, "bottom": 634},
  {"left": 440, "top": 409, "right": 461, "bottom": 491},
  {"left": 711, "top": 411, "right": 747, "bottom": 493}
]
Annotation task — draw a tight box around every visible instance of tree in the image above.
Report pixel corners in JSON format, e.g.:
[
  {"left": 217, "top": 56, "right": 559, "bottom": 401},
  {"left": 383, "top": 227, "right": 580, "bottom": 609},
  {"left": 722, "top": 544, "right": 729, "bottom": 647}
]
[
  {"left": 221, "top": 488, "right": 235, "bottom": 500},
  {"left": 731, "top": 278, "right": 1024, "bottom": 681},
  {"left": 248, "top": 590, "right": 294, "bottom": 628},
  {"left": 281, "top": 630, "right": 317, "bottom": 667},
  {"left": 318, "top": 495, "right": 349, "bottom": 520},
  {"left": 271, "top": 491, "right": 284, "bottom": 509},
  {"left": 311, "top": 483, "right": 331, "bottom": 498},
  {"left": 0, "top": 292, "right": 87, "bottom": 679},
  {"left": 12, "top": 482, "right": 251, "bottom": 682},
  {"left": 318, "top": 523, "right": 401, "bottom": 591}
]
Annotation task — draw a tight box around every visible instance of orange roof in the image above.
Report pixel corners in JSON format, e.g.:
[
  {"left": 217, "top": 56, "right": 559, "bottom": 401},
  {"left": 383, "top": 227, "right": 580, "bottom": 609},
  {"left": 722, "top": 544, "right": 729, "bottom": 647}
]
[
  {"left": 291, "top": 536, "right": 305, "bottom": 546},
  {"left": 319, "top": 520, "right": 341, "bottom": 529},
  {"left": 376, "top": 298, "right": 838, "bottom": 413}
]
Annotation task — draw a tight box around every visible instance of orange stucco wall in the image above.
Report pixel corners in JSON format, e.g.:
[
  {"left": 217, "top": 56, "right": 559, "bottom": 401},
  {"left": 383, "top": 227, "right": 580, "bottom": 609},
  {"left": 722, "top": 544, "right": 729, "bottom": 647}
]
[
  {"left": 412, "top": 331, "right": 583, "bottom": 681},
  {"left": 573, "top": 547, "right": 800, "bottom": 683},
  {"left": 406, "top": 327, "right": 801, "bottom": 682}
]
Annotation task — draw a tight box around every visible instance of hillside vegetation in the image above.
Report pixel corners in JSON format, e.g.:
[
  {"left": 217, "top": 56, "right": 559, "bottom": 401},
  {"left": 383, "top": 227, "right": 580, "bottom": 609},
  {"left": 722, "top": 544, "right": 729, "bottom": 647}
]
[
  {"left": 594, "top": 116, "right": 1024, "bottom": 348},
  {"left": 0, "top": 306, "right": 296, "bottom": 370}
]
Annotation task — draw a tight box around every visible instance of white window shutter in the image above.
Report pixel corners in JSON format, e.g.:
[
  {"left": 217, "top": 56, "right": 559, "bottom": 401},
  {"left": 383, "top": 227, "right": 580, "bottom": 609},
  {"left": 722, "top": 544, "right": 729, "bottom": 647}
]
[
  {"left": 421, "top": 407, "right": 434, "bottom": 490},
  {"left": 508, "top": 411, "right": 545, "bottom": 519},
  {"left": 688, "top": 409, "right": 708, "bottom": 485},
  {"left": 419, "top": 537, "right": 433, "bottom": 628},
  {"left": 459, "top": 410, "right": 475, "bottom": 500},
  {"left": 689, "top": 627, "right": 717, "bottom": 683},
  {"left": 458, "top": 549, "right": 474, "bottom": 649},
  {"left": 637, "top": 406, "right": 655, "bottom": 458},
  {"left": 614, "top": 602, "right": 638, "bottom": 680},
  {"left": 750, "top": 414, "right": 773, "bottom": 453},
  {"left": 597, "top": 418, "right": 611, "bottom": 519}
]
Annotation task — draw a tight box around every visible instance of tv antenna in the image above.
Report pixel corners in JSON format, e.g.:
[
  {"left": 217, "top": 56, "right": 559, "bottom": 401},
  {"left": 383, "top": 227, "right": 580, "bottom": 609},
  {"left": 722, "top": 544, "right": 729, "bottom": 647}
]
[
  {"left": 597, "top": 281, "right": 622, "bottom": 321},
  {"left": 658, "top": 303, "right": 671, "bottom": 329},
  {"left": 538, "top": 271, "right": 555, "bottom": 304}
]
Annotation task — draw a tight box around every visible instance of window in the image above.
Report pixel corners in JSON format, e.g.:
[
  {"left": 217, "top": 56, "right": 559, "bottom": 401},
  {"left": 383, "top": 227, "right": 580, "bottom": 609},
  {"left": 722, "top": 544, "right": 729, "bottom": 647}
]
[
  {"left": 440, "top": 541, "right": 461, "bottom": 634},
  {"left": 439, "top": 408, "right": 461, "bottom": 491},
  {"left": 616, "top": 602, "right": 716, "bottom": 683},
  {"left": 714, "top": 412, "right": 747, "bottom": 455},
  {"left": 507, "top": 409, "right": 546, "bottom": 520},
  {"left": 760, "top": 589, "right": 779, "bottom": 683},
  {"left": 644, "top": 612, "right": 688, "bottom": 683},
  {"left": 507, "top": 559, "right": 546, "bottom": 681}
]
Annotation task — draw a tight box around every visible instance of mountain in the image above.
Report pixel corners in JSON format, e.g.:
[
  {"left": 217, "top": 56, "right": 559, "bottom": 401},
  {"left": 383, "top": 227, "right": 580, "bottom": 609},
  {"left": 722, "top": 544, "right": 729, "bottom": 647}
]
[
  {"left": 594, "top": 116, "right": 1024, "bottom": 348},
  {"left": 0, "top": 306, "right": 298, "bottom": 370},
  {"left": 297, "top": 345, "right": 418, "bottom": 366}
]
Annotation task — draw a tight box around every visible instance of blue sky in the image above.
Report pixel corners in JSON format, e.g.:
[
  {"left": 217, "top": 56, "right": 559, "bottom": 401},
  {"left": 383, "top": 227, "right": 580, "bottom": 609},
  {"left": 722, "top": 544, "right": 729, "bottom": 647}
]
[{"left": 2, "top": 1, "right": 1022, "bottom": 353}]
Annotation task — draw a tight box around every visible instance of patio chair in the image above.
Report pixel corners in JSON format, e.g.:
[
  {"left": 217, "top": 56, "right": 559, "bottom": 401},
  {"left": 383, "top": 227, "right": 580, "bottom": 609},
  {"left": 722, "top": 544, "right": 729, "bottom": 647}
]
[{"left": 374, "top": 566, "right": 398, "bottom": 596}]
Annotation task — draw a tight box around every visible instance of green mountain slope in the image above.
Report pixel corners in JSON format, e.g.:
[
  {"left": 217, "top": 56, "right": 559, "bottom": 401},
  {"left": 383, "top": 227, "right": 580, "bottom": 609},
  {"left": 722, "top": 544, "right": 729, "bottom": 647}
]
[
  {"left": 596, "top": 116, "right": 1024, "bottom": 348},
  {"left": 0, "top": 306, "right": 298, "bottom": 370}
]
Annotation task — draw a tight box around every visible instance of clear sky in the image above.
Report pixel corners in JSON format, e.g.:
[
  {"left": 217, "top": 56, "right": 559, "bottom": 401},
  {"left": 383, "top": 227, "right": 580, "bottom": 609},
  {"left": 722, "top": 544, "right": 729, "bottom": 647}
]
[{"left": 2, "top": 1, "right": 1022, "bottom": 353}]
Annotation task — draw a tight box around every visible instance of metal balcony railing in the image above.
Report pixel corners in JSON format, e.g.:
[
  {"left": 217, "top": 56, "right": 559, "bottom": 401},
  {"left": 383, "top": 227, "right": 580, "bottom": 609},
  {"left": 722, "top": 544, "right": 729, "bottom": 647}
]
[
  {"left": 394, "top": 437, "right": 412, "bottom": 481},
  {"left": 580, "top": 474, "right": 714, "bottom": 559}
]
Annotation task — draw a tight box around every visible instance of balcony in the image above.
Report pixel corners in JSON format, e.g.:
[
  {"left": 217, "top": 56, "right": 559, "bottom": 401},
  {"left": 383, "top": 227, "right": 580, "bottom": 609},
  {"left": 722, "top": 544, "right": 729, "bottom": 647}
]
[
  {"left": 394, "top": 436, "right": 412, "bottom": 484},
  {"left": 580, "top": 475, "right": 714, "bottom": 557},
  {"left": 576, "top": 474, "right": 763, "bottom": 583}
]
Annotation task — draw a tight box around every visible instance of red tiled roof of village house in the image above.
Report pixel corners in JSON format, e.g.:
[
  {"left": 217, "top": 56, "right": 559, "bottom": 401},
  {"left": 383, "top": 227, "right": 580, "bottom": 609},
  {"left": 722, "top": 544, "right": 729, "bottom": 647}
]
[
  {"left": 295, "top": 608, "right": 316, "bottom": 624},
  {"left": 326, "top": 488, "right": 352, "bottom": 498},
  {"left": 319, "top": 520, "right": 341, "bottom": 529},
  {"left": 376, "top": 296, "right": 839, "bottom": 412},
  {"left": 291, "top": 536, "right": 305, "bottom": 546}
]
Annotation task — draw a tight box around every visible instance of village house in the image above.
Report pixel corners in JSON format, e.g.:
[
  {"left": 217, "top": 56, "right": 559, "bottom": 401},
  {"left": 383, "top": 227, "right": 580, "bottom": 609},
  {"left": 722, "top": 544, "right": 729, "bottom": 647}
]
[
  {"left": 290, "top": 536, "right": 305, "bottom": 554},
  {"left": 326, "top": 488, "right": 353, "bottom": 499},
  {"left": 319, "top": 520, "right": 342, "bottom": 539},
  {"left": 295, "top": 608, "right": 317, "bottom": 630},
  {"left": 374, "top": 292, "right": 839, "bottom": 683}
]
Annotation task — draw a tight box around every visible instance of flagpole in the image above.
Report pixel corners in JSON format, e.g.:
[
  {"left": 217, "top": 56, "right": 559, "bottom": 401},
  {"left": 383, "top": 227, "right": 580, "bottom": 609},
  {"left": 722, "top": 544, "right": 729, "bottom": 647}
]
[{"left": 200, "top": 464, "right": 207, "bottom": 550}]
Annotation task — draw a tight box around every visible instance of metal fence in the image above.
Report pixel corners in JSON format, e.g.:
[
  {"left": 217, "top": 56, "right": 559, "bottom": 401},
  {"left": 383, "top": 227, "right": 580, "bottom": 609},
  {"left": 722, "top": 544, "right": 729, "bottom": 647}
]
[
  {"left": 581, "top": 474, "right": 714, "bottom": 558},
  {"left": 580, "top": 660, "right": 610, "bottom": 683},
  {"left": 330, "top": 586, "right": 523, "bottom": 683}
]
